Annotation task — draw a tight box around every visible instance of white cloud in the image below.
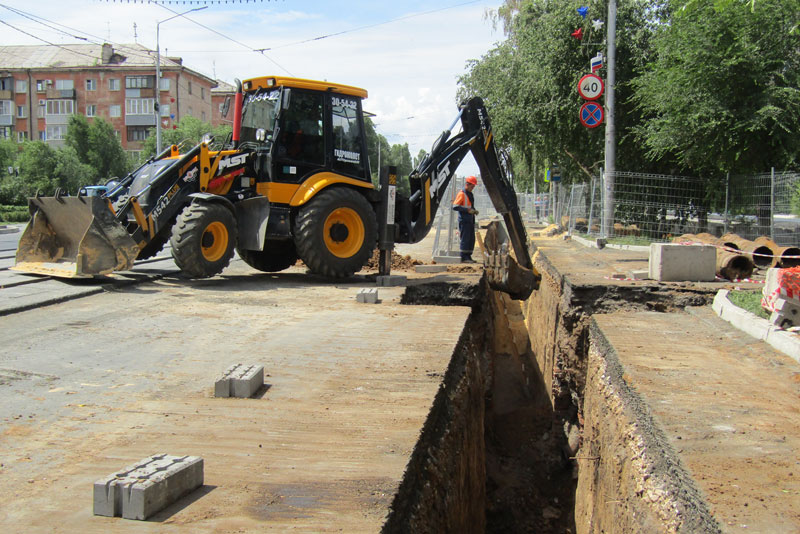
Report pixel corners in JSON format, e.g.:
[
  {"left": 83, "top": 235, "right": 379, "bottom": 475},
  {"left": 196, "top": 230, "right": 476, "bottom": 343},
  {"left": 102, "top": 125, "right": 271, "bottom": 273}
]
[{"left": 1, "top": 0, "right": 504, "bottom": 174}]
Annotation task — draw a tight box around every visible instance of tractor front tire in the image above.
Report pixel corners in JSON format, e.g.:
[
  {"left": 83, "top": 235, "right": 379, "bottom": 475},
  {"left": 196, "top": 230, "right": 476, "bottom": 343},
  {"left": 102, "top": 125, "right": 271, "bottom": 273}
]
[
  {"left": 237, "top": 239, "right": 299, "bottom": 273},
  {"left": 170, "top": 201, "right": 237, "bottom": 278},
  {"left": 294, "top": 188, "right": 376, "bottom": 278}
]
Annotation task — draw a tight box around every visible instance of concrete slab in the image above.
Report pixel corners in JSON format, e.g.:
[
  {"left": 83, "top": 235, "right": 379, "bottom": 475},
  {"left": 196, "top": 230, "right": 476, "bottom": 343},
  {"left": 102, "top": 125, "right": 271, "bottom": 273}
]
[
  {"left": 93, "top": 454, "right": 204, "bottom": 520},
  {"left": 414, "top": 265, "right": 448, "bottom": 273},
  {"left": 376, "top": 275, "right": 407, "bottom": 287},
  {"left": 649, "top": 243, "right": 716, "bottom": 281}
]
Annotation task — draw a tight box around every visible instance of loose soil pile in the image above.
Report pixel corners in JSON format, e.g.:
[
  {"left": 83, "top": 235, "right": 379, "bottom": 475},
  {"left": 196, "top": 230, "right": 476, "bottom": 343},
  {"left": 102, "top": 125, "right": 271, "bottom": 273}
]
[{"left": 362, "top": 250, "right": 423, "bottom": 271}]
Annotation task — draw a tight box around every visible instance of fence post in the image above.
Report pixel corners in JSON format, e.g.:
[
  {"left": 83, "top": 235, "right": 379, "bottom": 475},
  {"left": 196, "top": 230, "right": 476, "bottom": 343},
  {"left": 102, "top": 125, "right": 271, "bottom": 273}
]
[
  {"left": 771, "top": 167, "right": 775, "bottom": 240},
  {"left": 724, "top": 172, "right": 730, "bottom": 235},
  {"left": 599, "top": 167, "right": 606, "bottom": 237},
  {"left": 567, "top": 184, "right": 575, "bottom": 234}
]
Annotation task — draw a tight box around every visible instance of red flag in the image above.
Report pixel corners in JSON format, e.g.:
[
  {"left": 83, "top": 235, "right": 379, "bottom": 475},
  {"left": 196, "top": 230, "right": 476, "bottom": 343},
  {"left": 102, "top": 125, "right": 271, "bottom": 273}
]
[{"left": 572, "top": 28, "right": 584, "bottom": 40}]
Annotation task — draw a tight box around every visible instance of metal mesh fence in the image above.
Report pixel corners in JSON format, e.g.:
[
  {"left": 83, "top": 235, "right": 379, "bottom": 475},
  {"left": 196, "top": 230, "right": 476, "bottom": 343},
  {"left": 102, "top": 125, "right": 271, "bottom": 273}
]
[{"left": 563, "top": 170, "right": 800, "bottom": 246}]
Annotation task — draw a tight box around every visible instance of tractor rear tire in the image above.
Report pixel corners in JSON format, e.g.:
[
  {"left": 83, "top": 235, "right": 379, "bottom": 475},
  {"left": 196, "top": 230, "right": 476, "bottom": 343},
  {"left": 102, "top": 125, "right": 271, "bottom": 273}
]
[
  {"left": 170, "top": 201, "right": 237, "bottom": 278},
  {"left": 294, "top": 188, "right": 376, "bottom": 278},
  {"left": 237, "top": 239, "right": 299, "bottom": 273}
]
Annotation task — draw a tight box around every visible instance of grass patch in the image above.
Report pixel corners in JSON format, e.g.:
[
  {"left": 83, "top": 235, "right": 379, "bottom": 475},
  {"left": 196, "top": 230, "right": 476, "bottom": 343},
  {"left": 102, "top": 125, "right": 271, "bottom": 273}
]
[{"left": 727, "top": 289, "right": 769, "bottom": 320}]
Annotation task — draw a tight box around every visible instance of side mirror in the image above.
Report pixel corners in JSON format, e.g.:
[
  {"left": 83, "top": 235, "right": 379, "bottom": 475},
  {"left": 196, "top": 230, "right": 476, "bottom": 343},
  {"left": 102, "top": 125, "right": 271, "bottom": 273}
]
[
  {"left": 221, "top": 96, "right": 231, "bottom": 119},
  {"left": 282, "top": 88, "right": 291, "bottom": 111}
]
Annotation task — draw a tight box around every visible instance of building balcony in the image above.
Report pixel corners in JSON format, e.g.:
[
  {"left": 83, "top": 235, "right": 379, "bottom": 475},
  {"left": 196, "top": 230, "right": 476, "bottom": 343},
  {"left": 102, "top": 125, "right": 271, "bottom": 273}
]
[
  {"left": 45, "top": 88, "right": 76, "bottom": 99},
  {"left": 125, "top": 114, "right": 156, "bottom": 127},
  {"left": 0, "top": 113, "right": 12, "bottom": 127},
  {"left": 0, "top": 90, "right": 11, "bottom": 100}
]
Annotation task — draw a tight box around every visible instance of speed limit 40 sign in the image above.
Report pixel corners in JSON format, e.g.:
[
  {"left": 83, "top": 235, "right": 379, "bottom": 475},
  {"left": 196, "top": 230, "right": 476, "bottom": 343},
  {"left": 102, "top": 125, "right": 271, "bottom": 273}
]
[{"left": 578, "top": 74, "right": 604, "bottom": 101}]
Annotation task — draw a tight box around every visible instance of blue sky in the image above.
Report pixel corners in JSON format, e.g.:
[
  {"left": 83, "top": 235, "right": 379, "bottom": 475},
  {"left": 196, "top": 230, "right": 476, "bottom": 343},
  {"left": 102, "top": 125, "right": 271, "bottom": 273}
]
[{"left": 0, "top": 0, "right": 505, "bottom": 171}]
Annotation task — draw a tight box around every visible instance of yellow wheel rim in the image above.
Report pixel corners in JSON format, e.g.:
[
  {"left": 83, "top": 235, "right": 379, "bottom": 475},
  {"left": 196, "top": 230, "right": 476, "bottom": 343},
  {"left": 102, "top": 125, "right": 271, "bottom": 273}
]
[
  {"left": 323, "top": 207, "right": 364, "bottom": 258},
  {"left": 201, "top": 221, "right": 228, "bottom": 262}
]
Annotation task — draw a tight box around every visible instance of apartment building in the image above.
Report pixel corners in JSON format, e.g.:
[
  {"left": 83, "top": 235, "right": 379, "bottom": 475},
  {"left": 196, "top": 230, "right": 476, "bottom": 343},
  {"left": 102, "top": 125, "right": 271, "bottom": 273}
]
[
  {"left": 0, "top": 43, "right": 219, "bottom": 157},
  {"left": 211, "top": 79, "right": 236, "bottom": 128}
]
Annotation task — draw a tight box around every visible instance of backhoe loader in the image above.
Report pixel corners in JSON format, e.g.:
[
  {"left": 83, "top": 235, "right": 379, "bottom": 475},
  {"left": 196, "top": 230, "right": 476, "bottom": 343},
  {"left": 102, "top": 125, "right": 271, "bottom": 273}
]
[{"left": 14, "top": 76, "right": 539, "bottom": 299}]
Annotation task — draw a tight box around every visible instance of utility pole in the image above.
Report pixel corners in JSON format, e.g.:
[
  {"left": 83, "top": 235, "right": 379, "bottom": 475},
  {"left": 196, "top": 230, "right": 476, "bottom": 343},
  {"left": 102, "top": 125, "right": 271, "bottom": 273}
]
[
  {"left": 602, "top": 0, "right": 617, "bottom": 237},
  {"left": 155, "top": 6, "right": 207, "bottom": 153}
]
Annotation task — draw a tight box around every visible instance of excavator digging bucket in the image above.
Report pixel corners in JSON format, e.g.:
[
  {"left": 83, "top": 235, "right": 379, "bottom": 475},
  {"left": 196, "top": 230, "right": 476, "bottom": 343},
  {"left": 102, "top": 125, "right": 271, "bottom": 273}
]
[
  {"left": 483, "top": 220, "right": 540, "bottom": 300},
  {"left": 13, "top": 195, "right": 140, "bottom": 278}
]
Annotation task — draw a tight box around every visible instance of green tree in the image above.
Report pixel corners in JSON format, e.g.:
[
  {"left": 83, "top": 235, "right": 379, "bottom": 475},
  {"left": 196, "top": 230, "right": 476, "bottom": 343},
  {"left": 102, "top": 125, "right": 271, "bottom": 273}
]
[
  {"left": 87, "top": 118, "right": 129, "bottom": 180},
  {"left": 140, "top": 116, "right": 233, "bottom": 159},
  {"left": 5, "top": 142, "right": 93, "bottom": 203},
  {"left": 66, "top": 115, "right": 130, "bottom": 181},
  {"left": 632, "top": 0, "right": 800, "bottom": 175},
  {"left": 458, "top": 0, "right": 666, "bottom": 190},
  {"left": 413, "top": 149, "right": 428, "bottom": 168}
]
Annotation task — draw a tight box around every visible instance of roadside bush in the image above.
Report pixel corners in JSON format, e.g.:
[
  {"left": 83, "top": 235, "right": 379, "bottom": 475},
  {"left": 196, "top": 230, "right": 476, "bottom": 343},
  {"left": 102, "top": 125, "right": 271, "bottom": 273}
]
[{"left": 0, "top": 204, "right": 29, "bottom": 223}]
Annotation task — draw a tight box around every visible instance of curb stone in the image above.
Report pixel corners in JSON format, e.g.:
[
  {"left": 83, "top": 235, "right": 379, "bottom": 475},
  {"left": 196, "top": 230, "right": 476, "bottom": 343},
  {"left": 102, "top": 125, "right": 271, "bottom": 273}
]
[{"left": 712, "top": 289, "right": 800, "bottom": 364}]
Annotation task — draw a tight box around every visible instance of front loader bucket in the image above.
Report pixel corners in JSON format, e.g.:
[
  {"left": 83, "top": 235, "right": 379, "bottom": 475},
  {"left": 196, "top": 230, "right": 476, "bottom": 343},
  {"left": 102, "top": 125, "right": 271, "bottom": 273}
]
[
  {"left": 13, "top": 196, "right": 140, "bottom": 278},
  {"left": 482, "top": 220, "right": 540, "bottom": 300}
]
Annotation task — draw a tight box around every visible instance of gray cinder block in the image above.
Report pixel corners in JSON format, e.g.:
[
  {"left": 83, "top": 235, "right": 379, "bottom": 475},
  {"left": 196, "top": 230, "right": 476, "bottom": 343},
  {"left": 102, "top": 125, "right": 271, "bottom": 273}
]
[
  {"left": 357, "top": 288, "right": 379, "bottom": 303},
  {"left": 93, "top": 454, "right": 204, "bottom": 520},
  {"left": 648, "top": 243, "right": 716, "bottom": 282},
  {"left": 376, "top": 275, "right": 407, "bottom": 287},
  {"left": 215, "top": 363, "right": 264, "bottom": 398}
]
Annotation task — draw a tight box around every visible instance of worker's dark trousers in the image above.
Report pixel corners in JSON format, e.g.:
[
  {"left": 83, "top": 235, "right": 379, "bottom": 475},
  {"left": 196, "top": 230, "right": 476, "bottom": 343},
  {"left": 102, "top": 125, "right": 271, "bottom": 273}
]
[{"left": 458, "top": 219, "right": 475, "bottom": 260}]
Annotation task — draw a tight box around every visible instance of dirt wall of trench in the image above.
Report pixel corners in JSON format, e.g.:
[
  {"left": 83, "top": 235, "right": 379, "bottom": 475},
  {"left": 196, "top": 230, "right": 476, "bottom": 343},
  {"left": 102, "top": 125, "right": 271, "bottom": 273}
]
[{"left": 382, "top": 289, "right": 490, "bottom": 534}]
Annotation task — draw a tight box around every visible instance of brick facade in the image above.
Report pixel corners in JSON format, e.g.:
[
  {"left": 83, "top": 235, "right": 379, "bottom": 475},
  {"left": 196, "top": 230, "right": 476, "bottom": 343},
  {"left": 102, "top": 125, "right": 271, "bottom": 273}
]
[{"left": 0, "top": 44, "right": 229, "bottom": 156}]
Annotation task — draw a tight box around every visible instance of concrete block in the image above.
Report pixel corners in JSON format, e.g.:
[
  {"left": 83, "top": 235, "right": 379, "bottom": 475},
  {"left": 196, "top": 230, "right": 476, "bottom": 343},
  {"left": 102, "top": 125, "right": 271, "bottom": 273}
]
[
  {"left": 376, "top": 275, "right": 407, "bottom": 287},
  {"left": 627, "top": 270, "right": 650, "bottom": 280},
  {"left": 357, "top": 288, "right": 379, "bottom": 304},
  {"left": 93, "top": 454, "right": 203, "bottom": 520},
  {"left": 432, "top": 255, "right": 462, "bottom": 264},
  {"left": 215, "top": 363, "right": 264, "bottom": 398},
  {"left": 415, "top": 265, "right": 448, "bottom": 273},
  {"left": 648, "top": 243, "right": 716, "bottom": 282}
]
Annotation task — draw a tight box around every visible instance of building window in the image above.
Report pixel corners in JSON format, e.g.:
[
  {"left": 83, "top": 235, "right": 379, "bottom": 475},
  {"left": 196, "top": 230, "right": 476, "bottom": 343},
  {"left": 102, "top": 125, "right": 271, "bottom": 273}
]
[
  {"left": 86, "top": 104, "right": 96, "bottom": 117},
  {"left": 109, "top": 78, "right": 120, "bottom": 91},
  {"left": 126, "top": 126, "right": 150, "bottom": 142},
  {"left": 126, "top": 76, "right": 153, "bottom": 89},
  {"left": 188, "top": 81, "right": 192, "bottom": 95},
  {"left": 46, "top": 100, "right": 74, "bottom": 115},
  {"left": 36, "top": 80, "right": 45, "bottom": 92},
  {"left": 17, "top": 131, "right": 28, "bottom": 142},
  {"left": 159, "top": 78, "right": 170, "bottom": 91},
  {"left": 17, "top": 105, "right": 26, "bottom": 118},
  {"left": 46, "top": 125, "right": 68, "bottom": 141},
  {"left": 0, "top": 101, "right": 12, "bottom": 115},
  {"left": 55, "top": 79, "right": 74, "bottom": 90},
  {"left": 38, "top": 100, "right": 45, "bottom": 118},
  {"left": 15, "top": 80, "right": 27, "bottom": 93},
  {"left": 187, "top": 106, "right": 193, "bottom": 117},
  {"left": 0, "top": 79, "right": 11, "bottom": 91},
  {"left": 86, "top": 79, "right": 97, "bottom": 91},
  {"left": 201, "top": 111, "right": 206, "bottom": 122},
  {"left": 39, "top": 130, "right": 46, "bottom": 141},
  {"left": 125, "top": 98, "right": 154, "bottom": 115},
  {"left": 0, "top": 127, "right": 10, "bottom": 139},
  {"left": 109, "top": 104, "right": 121, "bottom": 118},
  {"left": 201, "top": 87, "right": 205, "bottom": 100},
  {"left": 159, "top": 104, "right": 170, "bottom": 118}
]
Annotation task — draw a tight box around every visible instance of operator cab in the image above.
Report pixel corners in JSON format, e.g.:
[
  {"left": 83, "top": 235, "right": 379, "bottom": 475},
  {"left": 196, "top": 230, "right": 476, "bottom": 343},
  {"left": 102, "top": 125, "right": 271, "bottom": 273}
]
[{"left": 239, "top": 77, "right": 371, "bottom": 185}]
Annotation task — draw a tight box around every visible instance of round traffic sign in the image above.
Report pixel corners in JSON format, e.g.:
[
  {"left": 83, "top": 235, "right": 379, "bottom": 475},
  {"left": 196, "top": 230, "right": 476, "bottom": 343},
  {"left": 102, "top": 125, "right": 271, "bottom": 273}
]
[
  {"left": 579, "top": 101, "right": 604, "bottom": 128},
  {"left": 578, "top": 74, "right": 604, "bottom": 101}
]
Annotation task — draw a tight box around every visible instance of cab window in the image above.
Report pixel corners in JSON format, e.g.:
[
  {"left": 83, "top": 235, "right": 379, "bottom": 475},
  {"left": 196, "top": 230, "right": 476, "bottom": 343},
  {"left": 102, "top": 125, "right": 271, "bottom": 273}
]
[
  {"left": 276, "top": 90, "right": 324, "bottom": 165},
  {"left": 331, "top": 95, "right": 366, "bottom": 178}
]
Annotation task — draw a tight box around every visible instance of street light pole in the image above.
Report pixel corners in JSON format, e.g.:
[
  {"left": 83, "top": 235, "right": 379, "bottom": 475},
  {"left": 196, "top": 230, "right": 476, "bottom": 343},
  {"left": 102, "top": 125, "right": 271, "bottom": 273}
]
[{"left": 155, "top": 6, "right": 207, "bottom": 153}]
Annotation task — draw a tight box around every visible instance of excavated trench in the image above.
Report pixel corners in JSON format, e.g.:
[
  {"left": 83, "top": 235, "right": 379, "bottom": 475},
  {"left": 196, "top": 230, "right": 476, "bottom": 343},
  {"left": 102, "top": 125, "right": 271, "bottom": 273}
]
[{"left": 384, "top": 259, "right": 716, "bottom": 533}]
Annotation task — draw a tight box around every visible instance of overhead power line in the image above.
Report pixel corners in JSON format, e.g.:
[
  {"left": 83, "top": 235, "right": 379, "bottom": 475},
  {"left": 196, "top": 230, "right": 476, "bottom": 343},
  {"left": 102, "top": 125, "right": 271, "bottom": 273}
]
[{"left": 256, "top": 0, "right": 482, "bottom": 52}]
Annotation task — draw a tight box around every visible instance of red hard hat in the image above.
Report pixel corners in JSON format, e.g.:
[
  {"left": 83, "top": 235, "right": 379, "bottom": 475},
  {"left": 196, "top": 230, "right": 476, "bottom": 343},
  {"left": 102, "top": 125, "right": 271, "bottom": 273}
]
[{"left": 466, "top": 176, "right": 478, "bottom": 185}]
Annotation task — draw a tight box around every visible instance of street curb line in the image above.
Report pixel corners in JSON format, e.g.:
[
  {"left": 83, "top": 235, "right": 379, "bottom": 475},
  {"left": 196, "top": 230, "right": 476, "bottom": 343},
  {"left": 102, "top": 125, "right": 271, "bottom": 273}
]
[{"left": 712, "top": 289, "right": 800, "bottom": 364}]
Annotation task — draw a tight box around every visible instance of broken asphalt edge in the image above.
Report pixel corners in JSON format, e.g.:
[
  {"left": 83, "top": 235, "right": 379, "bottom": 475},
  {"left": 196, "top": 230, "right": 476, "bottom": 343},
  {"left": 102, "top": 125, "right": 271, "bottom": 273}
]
[{"left": 712, "top": 289, "right": 800, "bottom": 365}]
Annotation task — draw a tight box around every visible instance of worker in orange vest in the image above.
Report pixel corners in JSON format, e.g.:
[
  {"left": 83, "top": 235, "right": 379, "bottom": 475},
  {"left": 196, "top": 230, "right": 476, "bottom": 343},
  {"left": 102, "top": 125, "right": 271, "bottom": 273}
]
[{"left": 452, "top": 175, "right": 479, "bottom": 263}]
